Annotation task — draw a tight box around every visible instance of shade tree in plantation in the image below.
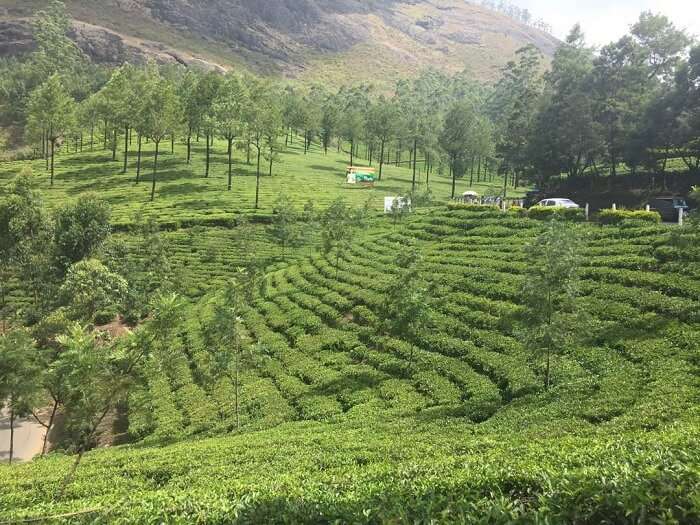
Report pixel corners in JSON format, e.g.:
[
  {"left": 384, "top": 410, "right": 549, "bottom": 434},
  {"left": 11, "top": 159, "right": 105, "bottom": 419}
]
[
  {"left": 381, "top": 244, "right": 430, "bottom": 369},
  {"left": 0, "top": 169, "right": 54, "bottom": 317},
  {"left": 340, "top": 108, "right": 365, "bottom": 167},
  {"left": 202, "top": 274, "right": 249, "bottom": 431},
  {"left": 0, "top": 329, "right": 43, "bottom": 464},
  {"left": 490, "top": 44, "right": 543, "bottom": 189},
  {"left": 177, "top": 70, "right": 202, "bottom": 165},
  {"left": 52, "top": 324, "right": 145, "bottom": 497},
  {"left": 518, "top": 220, "right": 583, "bottom": 390},
  {"left": 195, "top": 72, "right": 223, "bottom": 178},
  {"left": 269, "top": 194, "right": 303, "bottom": 259},
  {"left": 298, "top": 91, "right": 323, "bottom": 154},
  {"left": 367, "top": 96, "right": 400, "bottom": 181},
  {"left": 26, "top": 74, "right": 76, "bottom": 186},
  {"left": 245, "top": 78, "right": 283, "bottom": 209},
  {"left": 529, "top": 26, "right": 603, "bottom": 184},
  {"left": 58, "top": 259, "right": 128, "bottom": 322},
  {"left": 321, "top": 198, "right": 358, "bottom": 277},
  {"left": 320, "top": 94, "right": 341, "bottom": 155},
  {"left": 98, "top": 65, "right": 143, "bottom": 173},
  {"left": 52, "top": 193, "right": 111, "bottom": 272},
  {"left": 213, "top": 74, "right": 247, "bottom": 191},
  {"left": 439, "top": 100, "right": 483, "bottom": 198},
  {"left": 139, "top": 72, "right": 183, "bottom": 201}
]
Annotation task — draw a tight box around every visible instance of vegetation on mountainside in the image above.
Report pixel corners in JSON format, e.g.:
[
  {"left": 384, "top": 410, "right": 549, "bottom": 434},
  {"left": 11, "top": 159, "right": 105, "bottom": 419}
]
[
  {"left": 1, "top": 204, "right": 699, "bottom": 522},
  {"left": 0, "top": 2, "right": 699, "bottom": 523}
]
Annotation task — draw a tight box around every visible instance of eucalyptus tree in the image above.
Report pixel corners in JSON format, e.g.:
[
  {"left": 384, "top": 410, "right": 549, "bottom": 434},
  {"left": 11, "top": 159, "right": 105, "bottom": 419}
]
[
  {"left": 140, "top": 72, "right": 183, "bottom": 201},
  {"left": 367, "top": 96, "right": 400, "bottom": 181},
  {"left": 281, "top": 87, "right": 303, "bottom": 146},
  {"left": 381, "top": 245, "right": 430, "bottom": 369},
  {"left": 246, "top": 78, "right": 283, "bottom": 209},
  {"left": 439, "top": 100, "right": 480, "bottom": 198},
  {"left": 340, "top": 108, "right": 365, "bottom": 167},
  {"left": 530, "top": 26, "right": 602, "bottom": 184},
  {"left": 320, "top": 94, "right": 341, "bottom": 155},
  {"left": 214, "top": 74, "right": 247, "bottom": 191},
  {"left": 490, "top": 44, "right": 543, "bottom": 188},
  {"left": 196, "top": 72, "right": 223, "bottom": 178},
  {"left": 98, "top": 64, "right": 142, "bottom": 173},
  {"left": 78, "top": 95, "right": 101, "bottom": 151},
  {"left": 298, "top": 91, "right": 322, "bottom": 154},
  {"left": 204, "top": 274, "right": 249, "bottom": 430},
  {"left": 320, "top": 198, "right": 356, "bottom": 278},
  {"left": 177, "top": 70, "right": 201, "bottom": 164},
  {"left": 519, "top": 221, "right": 583, "bottom": 390},
  {"left": 26, "top": 74, "right": 76, "bottom": 186},
  {"left": 269, "top": 195, "right": 301, "bottom": 260}
]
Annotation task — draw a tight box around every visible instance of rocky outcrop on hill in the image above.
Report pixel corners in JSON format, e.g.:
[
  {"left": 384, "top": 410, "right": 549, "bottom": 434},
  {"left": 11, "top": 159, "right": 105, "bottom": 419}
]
[{"left": 0, "top": 0, "right": 559, "bottom": 81}]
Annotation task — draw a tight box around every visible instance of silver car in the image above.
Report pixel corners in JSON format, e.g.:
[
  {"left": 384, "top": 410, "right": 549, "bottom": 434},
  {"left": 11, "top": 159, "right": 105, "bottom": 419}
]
[{"left": 535, "top": 198, "right": 580, "bottom": 209}]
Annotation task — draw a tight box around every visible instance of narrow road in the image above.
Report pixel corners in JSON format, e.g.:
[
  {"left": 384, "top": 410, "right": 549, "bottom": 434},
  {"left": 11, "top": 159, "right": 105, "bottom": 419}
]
[{"left": 0, "top": 408, "right": 45, "bottom": 463}]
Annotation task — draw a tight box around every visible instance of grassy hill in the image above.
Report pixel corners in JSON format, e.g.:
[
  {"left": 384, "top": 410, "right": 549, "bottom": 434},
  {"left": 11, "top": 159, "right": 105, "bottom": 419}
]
[
  {"left": 0, "top": 0, "right": 559, "bottom": 85},
  {"left": 0, "top": 198, "right": 699, "bottom": 521},
  {"left": 0, "top": 137, "right": 516, "bottom": 226}
]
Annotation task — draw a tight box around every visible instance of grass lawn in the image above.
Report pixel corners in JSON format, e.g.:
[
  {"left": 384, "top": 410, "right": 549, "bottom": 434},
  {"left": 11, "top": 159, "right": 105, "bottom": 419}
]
[{"left": 0, "top": 136, "right": 525, "bottom": 226}]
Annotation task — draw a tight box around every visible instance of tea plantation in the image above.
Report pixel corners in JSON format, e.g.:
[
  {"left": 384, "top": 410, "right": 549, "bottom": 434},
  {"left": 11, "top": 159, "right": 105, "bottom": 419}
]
[{"left": 1, "top": 195, "right": 699, "bottom": 522}]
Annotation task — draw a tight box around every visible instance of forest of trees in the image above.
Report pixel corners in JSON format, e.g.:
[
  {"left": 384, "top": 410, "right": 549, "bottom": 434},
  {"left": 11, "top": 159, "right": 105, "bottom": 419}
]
[
  {"left": 478, "top": 0, "right": 553, "bottom": 34},
  {"left": 0, "top": 2, "right": 699, "bottom": 199}
]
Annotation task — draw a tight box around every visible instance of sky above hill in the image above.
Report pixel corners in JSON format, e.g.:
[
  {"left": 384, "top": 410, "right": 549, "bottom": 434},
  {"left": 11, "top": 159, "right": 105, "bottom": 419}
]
[{"left": 518, "top": 0, "right": 700, "bottom": 46}]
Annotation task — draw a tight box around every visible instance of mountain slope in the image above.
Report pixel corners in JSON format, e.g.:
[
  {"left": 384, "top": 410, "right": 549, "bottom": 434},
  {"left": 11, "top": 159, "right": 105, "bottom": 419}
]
[{"left": 0, "top": 0, "right": 559, "bottom": 83}]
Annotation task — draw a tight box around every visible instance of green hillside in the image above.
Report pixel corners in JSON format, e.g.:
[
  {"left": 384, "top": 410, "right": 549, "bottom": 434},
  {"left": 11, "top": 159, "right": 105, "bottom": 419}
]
[
  {"left": 1, "top": 204, "right": 699, "bottom": 523},
  {"left": 0, "top": 139, "right": 514, "bottom": 227}
]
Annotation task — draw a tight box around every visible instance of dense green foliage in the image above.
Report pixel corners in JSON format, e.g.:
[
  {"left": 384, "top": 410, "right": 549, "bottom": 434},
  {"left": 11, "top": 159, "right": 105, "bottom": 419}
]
[
  {"left": 0, "top": 205, "right": 699, "bottom": 522},
  {"left": 1, "top": 3, "right": 699, "bottom": 523}
]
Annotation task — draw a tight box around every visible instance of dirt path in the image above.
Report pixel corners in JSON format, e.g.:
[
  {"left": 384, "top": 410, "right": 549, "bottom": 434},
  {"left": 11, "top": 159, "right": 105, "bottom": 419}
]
[{"left": 0, "top": 408, "right": 45, "bottom": 463}]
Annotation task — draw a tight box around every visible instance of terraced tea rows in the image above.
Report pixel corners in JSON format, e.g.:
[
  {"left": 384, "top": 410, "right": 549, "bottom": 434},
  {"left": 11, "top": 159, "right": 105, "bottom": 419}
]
[{"left": 125, "top": 206, "right": 700, "bottom": 443}]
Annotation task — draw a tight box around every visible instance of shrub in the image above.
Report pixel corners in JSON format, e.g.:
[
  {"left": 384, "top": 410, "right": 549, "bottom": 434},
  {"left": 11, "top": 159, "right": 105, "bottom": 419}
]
[
  {"left": 527, "top": 206, "right": 585, "bottom": 221},
  {"left": 446, "top": 202, "right": 498, "bottom": 212},
  {"left": 597, "top": 209, "right": 662, "bottom": 225}
]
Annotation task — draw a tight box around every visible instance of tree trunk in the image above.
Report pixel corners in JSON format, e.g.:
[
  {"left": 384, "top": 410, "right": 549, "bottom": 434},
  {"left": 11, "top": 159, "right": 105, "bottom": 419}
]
[
  {"left": 545, "top": 346, "right": 551, "bottom": 391},
  {"left": 41, "top": 400, "right": 59, "bottom": 456},
  {"left": 469, "top": 156, "right": 475, "bottom": 187},
  {"left": 50, "top": 139, "right": 55, "bottom": 187},
  {"left": 235, "top": 356, "right": 240, "bottom": 431},
  {"left": 378, "top": 140, "right": 385, "bottom": 181},
  {"left": 255, "top": 147, "right": 262, "bottom": 209},
  {"left": 451, "top": 159, "right": 456, "bottom": 199},
  {"left": 412, "top": 138, "right": 417, "bottom": 192},
  {"left": 187, "top": 132, "right": 192, "bottom": 164},
  {"left": 8, "top": 408, "right": 14, "bottom": 465},
  {"left": 205, "top": 134, "right": 210, "bottom": 178},
  {"left": 122, "top": 126, "right": 129, "bottom": 174},
  {"left": 151, "top": 141, "right": 160, "bottom": 202},
  {"left": 103, "top": 120, "right": 108, "bottom": 150},
  {"left": 269, "top": 146, "right": 274, "bottom": 177},
  {"left": 350, "top": 139, "right": 354, "bottom": 167},
  {"left": 136, "top": 134, "right": 142, "bottom": 184},
  {"left": 112, "top": 128, "right": 117, "bottom": 161},
  {"left": 227, "top": 138, "right": 233, "bottom": 191},
  {"left": 171, "top": 134, "right": 175, "bottom": 154}
]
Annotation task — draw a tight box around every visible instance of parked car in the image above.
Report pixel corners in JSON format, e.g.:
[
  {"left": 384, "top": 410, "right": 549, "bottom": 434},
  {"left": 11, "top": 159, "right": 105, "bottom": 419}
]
[
  {"left": 533, "top": 198, "right": 580, "bottom": 209},
  {"left": 648, "top": 197, "right": 689, "bottom": 222}
]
